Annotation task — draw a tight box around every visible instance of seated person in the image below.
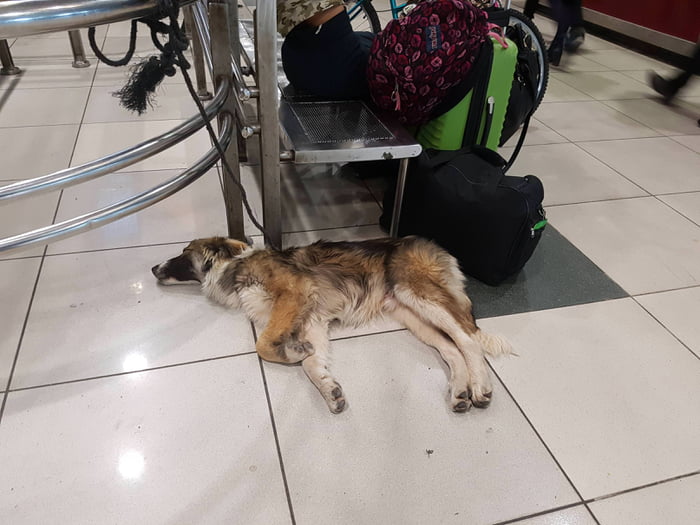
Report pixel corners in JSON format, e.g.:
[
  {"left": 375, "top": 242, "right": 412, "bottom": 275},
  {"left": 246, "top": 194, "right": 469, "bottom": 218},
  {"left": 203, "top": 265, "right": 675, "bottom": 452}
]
[{"left": 277, "top": 1, "right": 375, "bottom": 99}]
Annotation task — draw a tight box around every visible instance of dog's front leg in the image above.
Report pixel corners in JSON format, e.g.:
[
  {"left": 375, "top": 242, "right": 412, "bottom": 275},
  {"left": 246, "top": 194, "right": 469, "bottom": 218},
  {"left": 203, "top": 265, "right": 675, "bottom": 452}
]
[
  {"left": 301, "top": 324, "right": 346, "bottom": 414},
  {"left": 256, "top": 295, "right": 313, "bottom": 364}
]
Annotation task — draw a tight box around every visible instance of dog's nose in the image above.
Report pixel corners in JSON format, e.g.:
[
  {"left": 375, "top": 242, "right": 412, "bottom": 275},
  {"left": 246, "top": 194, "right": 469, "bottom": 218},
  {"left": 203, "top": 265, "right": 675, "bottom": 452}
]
[{"left": 151, "top": 264, "right": 161, "bottom": 278}]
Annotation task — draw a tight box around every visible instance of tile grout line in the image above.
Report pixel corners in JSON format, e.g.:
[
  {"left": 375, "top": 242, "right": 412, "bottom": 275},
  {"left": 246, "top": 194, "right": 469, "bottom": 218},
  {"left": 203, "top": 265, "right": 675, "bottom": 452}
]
[
  {"left": 585, "top": 469, "right": 700, "bottom": 505},
  {"left": 0, "top": 27, "right": 106, "bottom": 421},
  {"left": 252, "top": 322, "right": 297, "bottom": 525},
  {"left": 651, "top": 194, "right": 700, "bottom": 228},
  {"left": 5, "top": 352, "right": 258, "bottom": 393},
  {"left": 491, "top": 501, "right": 594, "bottom": 525},
  {"left": 667, "top": 134, "right": 700, "bottom": 155},
  {"left": 545, "top": 190, "right": 700, "bottom": 210},
  {"left": 632, "top": 283, "right": 700, "bottom": 297},
  {"left": 2, "top": 27, "right": 145, "bottom": 409},
  {"left": 488, "top": 366, "right": 700, "bottom": 524},
  {"left": 631, "top": 296, "right": 700, "bottom": 361},
  {"left": 485, "top": 361, "right": 601, "bottom": 524},
  {"left": 494, "top": 469, "right": 700, "bottom": 524},
  {"left": 568, "top": 140, "right": 653, "bottom": 196},
  {"left": 553, "top": 134, "right": 699, "bottom": 146},
  {"left": 0, "top": 247, "right": 49, "bottom": 426},
  {"left": 545, "top": 194, "right": 652, "bottom": 209},
  {"left": 567, "top": 137, "right": 700, "bottom": 209},
  {"left": 35, "top": 239, "right": 200, "bottom": 259}
]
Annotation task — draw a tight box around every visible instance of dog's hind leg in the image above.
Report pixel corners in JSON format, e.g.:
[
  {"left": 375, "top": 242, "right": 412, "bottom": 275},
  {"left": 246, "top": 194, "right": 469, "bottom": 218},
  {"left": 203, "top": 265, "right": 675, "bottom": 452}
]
[
  {"left": 301, "top": 323, "right": 346, "bottom": 413},
  {"left": 256, "top": 295, "right": 314, "bottom": 364},
  {"left": 393, "top": 288, "right": 493, "bottom": 408},
  {"left": 389, "top": 305, "right": 472, "bottom": 412}
]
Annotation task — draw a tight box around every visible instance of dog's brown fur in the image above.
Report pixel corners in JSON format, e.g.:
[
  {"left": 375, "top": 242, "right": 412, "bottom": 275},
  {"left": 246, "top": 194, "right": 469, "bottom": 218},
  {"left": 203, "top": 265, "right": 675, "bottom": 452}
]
[{"left": 152, "top": 236, "right": 512, "bottom": 413}]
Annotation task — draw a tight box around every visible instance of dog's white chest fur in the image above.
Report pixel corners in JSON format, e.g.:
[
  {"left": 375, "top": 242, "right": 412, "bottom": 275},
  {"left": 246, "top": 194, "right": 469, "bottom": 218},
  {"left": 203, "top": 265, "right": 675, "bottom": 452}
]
[{"left": 237, "top": 285, "right": 273, "bottom": 325}]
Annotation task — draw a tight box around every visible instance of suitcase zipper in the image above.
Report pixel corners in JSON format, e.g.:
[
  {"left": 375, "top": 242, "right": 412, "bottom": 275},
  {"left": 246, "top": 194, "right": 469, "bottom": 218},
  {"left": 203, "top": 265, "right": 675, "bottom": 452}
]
[{"left": 480, "top": 96, "right": 495, "bottom": 147}]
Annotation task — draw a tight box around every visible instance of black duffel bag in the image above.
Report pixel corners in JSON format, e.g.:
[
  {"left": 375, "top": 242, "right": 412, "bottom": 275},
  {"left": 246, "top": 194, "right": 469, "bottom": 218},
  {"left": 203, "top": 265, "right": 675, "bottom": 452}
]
[{"left": 380, "top": 146, "right": 547, "bottom": 286}]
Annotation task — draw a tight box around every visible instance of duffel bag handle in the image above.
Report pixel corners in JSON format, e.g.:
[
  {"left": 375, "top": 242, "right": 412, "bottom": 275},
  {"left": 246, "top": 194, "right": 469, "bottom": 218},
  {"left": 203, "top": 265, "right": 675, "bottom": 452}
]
[{"left": 426, "top": 145, "right": 507, "bottom": 170}]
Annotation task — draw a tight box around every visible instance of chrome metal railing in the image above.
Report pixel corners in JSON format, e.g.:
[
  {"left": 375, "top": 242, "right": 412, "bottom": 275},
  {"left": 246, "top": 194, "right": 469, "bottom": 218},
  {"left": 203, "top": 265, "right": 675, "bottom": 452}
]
[
  {"left": 0, "top": 0, "right": 245, "bottom": 255},
  {"left": 0, "top": 80, "right": 229, "bottom": 201},
  {"left": 0, "top": 115, "right": 233, "bottom": 253},
  {"left": 0, "top": 0, "right": 194, "bottom": 39},
  {"left": 189, "top": 1, "right": 259, "bottom": 137}
]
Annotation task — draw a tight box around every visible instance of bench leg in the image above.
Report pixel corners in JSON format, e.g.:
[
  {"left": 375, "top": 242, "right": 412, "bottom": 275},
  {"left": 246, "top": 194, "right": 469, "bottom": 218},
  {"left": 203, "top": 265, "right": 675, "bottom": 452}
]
[
  {"left": 256, "top": 2, "right": 282, "bottom": 248},
  {"left": 68, "top": 30, "right": 90, "bottom": 68},
  {"left": 389, "top": 158, "right": 410, "bottom": 238},
  {"left": 0, "top": 40, "right": 21, "bottom": 75},
  {"left": 210, "top": 0, "right": 245, "bottom": 241}
]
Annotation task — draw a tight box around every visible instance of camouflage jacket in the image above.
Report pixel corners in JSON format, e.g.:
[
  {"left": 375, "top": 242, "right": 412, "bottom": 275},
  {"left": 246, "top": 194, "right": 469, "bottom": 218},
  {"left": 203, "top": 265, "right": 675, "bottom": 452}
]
[{"left": 277, "top": 0, "right": 344, "bottom": 36}]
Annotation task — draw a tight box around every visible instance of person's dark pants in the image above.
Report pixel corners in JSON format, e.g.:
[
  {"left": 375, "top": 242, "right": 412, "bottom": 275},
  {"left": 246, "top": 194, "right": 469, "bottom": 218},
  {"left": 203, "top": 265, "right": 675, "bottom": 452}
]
[
  {"left": 550, "top": 0, "right": 582, "bottom": 46},
  {"left": 523, "top": 0, "right": 539, "bottom": 18},
  {"left": 671, "top": 42, "right": 700, "bottom": 91},
  {"left": 281, "top": 9, "right": 375, "bottom": 99}
]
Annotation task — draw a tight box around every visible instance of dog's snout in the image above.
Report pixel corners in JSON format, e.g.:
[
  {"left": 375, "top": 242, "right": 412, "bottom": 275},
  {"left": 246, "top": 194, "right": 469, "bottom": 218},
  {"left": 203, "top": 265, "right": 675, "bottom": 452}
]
[{"left": 151, "top": 264, "right": 163, "bottom": 278}]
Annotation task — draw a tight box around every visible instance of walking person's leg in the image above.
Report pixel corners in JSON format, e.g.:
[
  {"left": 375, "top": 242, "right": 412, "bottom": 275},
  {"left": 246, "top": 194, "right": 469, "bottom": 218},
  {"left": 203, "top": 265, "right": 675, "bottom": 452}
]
[
  {"left": 523, "top": 0, "right": 539, "bottom": 19},
  {"left": 549, "top": 0, "right": 578, "bottom": 66},
  {"left": 565, "top": 0, "right": 586, "bottom": 52},
  {"left": 649, "top": 42, "right": 700, "bottom": 103}
]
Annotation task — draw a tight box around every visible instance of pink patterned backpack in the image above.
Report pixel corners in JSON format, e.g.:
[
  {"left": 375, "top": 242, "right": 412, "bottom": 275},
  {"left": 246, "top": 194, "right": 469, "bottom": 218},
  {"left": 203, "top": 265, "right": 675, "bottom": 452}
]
[{"left": 366, "top": 0, "right": 490, "bottom": 126}]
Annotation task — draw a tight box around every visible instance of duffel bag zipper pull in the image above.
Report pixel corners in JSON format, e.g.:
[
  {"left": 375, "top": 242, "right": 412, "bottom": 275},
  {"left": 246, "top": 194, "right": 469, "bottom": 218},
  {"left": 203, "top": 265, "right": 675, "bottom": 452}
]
[{"left": 531, "top": 209, "right": 548, "bottom": 238}]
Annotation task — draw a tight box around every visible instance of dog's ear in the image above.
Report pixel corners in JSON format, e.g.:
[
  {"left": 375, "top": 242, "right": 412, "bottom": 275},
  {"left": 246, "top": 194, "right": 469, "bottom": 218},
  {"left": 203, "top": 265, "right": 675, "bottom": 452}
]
[{"left": 222, "top": 239, "right": 248, "bottom": 258}]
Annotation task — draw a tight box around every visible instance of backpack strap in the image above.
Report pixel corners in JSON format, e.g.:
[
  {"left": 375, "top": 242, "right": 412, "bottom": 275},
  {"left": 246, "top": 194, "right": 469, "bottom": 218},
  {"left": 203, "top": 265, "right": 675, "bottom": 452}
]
[
  {"left": 462, "top": 40, "right": 494, "bottom": 148},
  {"left": 503, "top": 37, "right": 538, "bottom": 172},
  {"left": 504, "top": 112, "right": 531, "bottom": 172}
]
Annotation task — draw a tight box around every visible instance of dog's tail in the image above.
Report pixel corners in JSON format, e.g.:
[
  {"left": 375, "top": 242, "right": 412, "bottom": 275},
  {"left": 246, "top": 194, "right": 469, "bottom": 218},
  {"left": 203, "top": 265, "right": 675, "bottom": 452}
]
[{"left": 473, "top": 329, "right": 515, "bottom": 357}]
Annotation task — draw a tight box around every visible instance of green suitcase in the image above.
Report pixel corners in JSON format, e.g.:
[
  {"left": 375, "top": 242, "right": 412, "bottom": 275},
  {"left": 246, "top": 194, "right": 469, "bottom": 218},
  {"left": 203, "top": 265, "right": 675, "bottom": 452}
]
[{"left": 415, "top": 36, "right": 518, "bottom": 152}]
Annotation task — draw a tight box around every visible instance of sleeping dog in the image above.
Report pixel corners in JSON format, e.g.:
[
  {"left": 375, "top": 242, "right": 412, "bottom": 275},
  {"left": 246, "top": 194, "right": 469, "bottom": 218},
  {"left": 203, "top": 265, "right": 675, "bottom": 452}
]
[{"left": 152, "top": 236, "right": 512, "bottom": 413}]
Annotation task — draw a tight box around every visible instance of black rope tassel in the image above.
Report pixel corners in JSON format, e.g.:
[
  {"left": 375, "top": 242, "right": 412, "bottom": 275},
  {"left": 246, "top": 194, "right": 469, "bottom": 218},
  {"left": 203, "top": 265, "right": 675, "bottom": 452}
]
[
  {"left": 88, "top": 0, "right": 190, "bottom": 115},
  {"left": 113, "top": 55, "right": 173, "bottom": 114}
]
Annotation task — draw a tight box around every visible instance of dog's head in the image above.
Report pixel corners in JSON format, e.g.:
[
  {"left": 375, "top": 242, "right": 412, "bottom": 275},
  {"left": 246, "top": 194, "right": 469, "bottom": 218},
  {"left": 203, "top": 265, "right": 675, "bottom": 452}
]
[{"left": 151, "top": 237, "right": 249, "bottom": 285}]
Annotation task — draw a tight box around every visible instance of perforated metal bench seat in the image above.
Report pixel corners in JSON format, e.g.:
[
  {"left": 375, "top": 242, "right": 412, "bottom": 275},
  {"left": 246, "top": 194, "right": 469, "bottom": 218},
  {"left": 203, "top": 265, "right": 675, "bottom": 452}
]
[{"left": 237, "top": 19, "right": 421, "bottom": 164}]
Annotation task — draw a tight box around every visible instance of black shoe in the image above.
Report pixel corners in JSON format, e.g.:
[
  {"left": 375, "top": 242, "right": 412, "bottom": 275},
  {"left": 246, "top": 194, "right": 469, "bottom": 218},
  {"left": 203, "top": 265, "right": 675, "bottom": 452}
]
[
  {"left": 548, "top": 41, "right": 563, "bottom": 67},
  {"left": 649, "top": 72, "right": 678, "bottom": 104},
  {"left": 565, "top": 26, "right": 585, "bottom": 53}
]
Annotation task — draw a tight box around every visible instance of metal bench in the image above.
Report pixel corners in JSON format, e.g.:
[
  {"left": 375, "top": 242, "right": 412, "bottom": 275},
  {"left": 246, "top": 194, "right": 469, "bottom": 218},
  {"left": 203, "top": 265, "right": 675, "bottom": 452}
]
[{"left": 207, "top": 4, "right": 422, "bottom": 246}]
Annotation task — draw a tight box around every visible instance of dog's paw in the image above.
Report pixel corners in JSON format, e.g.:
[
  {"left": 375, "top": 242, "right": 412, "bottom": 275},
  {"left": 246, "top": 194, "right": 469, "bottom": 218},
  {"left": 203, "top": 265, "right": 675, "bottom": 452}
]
[
  {"left": 279, "top": 335, "right": 314, "bottom": 362},
  {"left": 291, "top": 340, "right": 314, "bottom": 356},
  {"left": 464, "top": 360, "right": 493, "bottom": 409},
  {"left": 326, "top": 384, "right": 346, "bottom": 414},
  {"left": 451, "top": 389, "right": 472, "bottom": 413},
  {"left": 470, "top": 386, "right": 493, "bottom": 409}
]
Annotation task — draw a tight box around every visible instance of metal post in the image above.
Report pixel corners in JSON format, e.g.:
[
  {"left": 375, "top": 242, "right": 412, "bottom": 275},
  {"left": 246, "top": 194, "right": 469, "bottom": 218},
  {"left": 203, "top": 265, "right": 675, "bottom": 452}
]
[
  {"left": 227, "top": 0, "right": 241, "bottom": 70},
  {"left": 255, "top": 1, "right": 282, "bottom": 248},
  {"left": 226, "top": 0, "right": 248, "bottom": 163},
  {"left": 184, "top": 6, "right": 212, "bottom": 100},
  {"left": 68, "top": 30, "right": 90, "bottom": 68},
  {"left": 389, "top": 158, "right": 410, "bottom": 238},
  {"left": 209, "top": 0, "right": 245, "bottom": 241},
  {"left": 0, "top": 40, "right": 21, "bottom": 75}
]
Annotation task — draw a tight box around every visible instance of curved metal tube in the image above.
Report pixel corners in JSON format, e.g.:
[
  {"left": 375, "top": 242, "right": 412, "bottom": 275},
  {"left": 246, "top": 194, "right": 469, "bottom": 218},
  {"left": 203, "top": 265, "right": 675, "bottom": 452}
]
[
  {"left": 190, "top": 1, "right": 253, "bottom": 129},
  {"left": 0, "top": 77, "right": 229, "bottom": 202},
  {"left": 0, "top": 0, "right": 195, "bottom": 39},
  {"left": 0, "top": 114, "right": 233, "bottom": 254}
]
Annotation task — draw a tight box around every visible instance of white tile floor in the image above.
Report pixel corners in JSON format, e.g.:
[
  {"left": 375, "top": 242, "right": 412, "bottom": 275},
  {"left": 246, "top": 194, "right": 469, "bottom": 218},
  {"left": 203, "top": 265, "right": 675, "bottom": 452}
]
[{"left": 1, "top": 7, "right": 700, "bottom": 525}]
